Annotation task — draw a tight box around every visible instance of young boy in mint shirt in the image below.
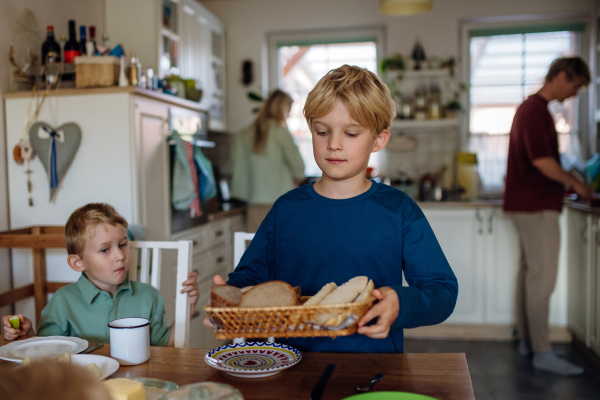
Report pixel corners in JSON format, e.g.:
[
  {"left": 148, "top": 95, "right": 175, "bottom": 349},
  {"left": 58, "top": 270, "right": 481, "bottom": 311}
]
[
  {"left": 206, "top": 65, "right": 458, "bottom": 353},
  {"left": 3, "top": 203, "right": 200, "bottom": 347}
]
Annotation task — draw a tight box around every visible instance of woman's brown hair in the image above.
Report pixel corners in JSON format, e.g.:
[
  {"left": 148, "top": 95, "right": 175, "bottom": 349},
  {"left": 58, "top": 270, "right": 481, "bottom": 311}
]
[{"left": 252, "top": 89, "right": 293, "bottom": 153}]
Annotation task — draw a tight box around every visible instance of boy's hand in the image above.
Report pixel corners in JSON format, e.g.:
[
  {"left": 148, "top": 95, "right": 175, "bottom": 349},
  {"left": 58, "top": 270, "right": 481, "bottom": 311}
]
[
  {"left": 203, "top": 275, "right": 226, "bottom": 328},
  {"left": 2, "top": 314, "right": 33, "bottom": 341},
  {"left": 357, "top": 287, "right": 399, "bottom": 339},
  {"left": 181, "top": 272, "right": 200, "bottom": 318}
]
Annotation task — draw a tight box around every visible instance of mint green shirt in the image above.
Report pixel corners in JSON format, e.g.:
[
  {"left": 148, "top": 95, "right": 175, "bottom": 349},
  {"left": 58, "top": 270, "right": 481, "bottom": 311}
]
[
  {"left": 37, "top": 273, "right": 171, "bottom": 346},
  {"left": 231, "top": 120, "right": 305, "bottom": 204}
]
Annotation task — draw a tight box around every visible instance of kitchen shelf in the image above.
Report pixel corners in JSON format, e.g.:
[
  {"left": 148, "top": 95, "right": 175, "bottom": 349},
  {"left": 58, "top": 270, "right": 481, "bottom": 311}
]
[
  {"left": 389, "top": 69, "right": 452, "bottom": 79},
  {"left": 390, "top": 118, "right": 459, "bottom": 130}
]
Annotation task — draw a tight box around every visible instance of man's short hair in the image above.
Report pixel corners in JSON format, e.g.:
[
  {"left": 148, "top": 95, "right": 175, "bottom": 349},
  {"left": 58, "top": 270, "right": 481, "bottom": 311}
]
[
  {"left": 304, "top": 64, "right": 397, "bottom": 136},
  {"left": 65, "top": 203, "right": 128, "bottom": 256},
  {"left": 545, "top": 56, "right": 591, "bottom": 86}
]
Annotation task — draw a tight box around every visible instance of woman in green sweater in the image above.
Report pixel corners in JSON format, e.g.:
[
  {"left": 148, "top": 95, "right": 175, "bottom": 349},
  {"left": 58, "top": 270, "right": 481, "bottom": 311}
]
[{"left": 231, "top": 89, "right": 305, "bottom": 232}]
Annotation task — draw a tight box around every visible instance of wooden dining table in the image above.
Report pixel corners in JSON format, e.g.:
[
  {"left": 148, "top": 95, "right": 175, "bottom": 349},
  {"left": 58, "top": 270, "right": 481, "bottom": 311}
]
[{"left": 0, "top": 337, "right": 476, "bottom": 399}]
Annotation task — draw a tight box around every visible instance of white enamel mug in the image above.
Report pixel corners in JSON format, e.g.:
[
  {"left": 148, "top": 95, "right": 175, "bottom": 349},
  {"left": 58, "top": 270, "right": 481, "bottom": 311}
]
[{"left": 108, "top": 317, "right": 150, "bottom": 365}]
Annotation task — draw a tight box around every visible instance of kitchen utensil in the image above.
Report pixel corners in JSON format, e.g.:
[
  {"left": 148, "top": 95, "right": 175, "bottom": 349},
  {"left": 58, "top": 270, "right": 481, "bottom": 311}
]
[
  {"left": 355, "top": 373, "right": 384, "bottom": 393},
  {"left": 108, "top": 317, "right": 150, "bottom": 365},
  {"left": 342, "top": 392, "right": 439, "bottom": 400},
  {"left": 204, "top": 342, "right": 302, "bottom": 378},
  {"left": 71, "top": 354, "right": 119, "bottom": 380},
  {"left": 0, "top": 336, "right": 88, "bottom": 363},
  {"left": 82, "top": 342, "right": 104, "bottom": 354},
  {"left": 310, "top": 363, "right": 335, "bottom": 400}
]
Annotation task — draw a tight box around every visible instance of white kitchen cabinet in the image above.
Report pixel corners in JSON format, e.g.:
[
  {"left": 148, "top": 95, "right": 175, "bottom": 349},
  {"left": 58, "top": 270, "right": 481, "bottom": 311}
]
[
  {"left": 483, "top": 210, "right": 521, "bottom": 324},
  {"left": 422, "top": 206, "right": 567, "bottom": 326},
  {"left": 589, "top": 215, "right": 600, "bottom": 354},
  {"left": 566, "top": 208, "right": 592, "bottom": 344},
  {"left": 422, "top": 208, "right": 486, "bottom": 323},
  {"left": 105, "top": 0, "right": 226, "bottom": 131}
]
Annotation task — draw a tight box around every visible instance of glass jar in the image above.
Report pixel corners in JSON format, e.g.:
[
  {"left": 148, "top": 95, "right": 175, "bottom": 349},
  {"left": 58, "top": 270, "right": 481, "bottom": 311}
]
[{"left": 457, "top": 152, "right": 480, "bottom": 200}]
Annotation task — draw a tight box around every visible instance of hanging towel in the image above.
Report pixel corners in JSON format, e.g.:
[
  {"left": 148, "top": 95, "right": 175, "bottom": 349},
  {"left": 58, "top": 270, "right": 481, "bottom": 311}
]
[
  {"left": 194, "top": 146, "right": 217, "bottom": 202},
  {"left": 184, "top": 141, "right": 203, "bottom": 218},
  {"left": 170, "top": 130, "right": 196, "bottom": 211}
]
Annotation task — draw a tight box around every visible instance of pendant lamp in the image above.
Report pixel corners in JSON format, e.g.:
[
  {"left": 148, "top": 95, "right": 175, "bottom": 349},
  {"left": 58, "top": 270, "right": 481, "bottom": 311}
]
[{"left": 379, "top": 0, "right": 433, "bottom": 16}]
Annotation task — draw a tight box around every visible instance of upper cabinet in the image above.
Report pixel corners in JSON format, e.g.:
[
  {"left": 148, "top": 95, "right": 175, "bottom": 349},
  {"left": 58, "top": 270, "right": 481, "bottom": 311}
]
[{"left": 105, "top": 0, "right": 226, "bottom": 131}]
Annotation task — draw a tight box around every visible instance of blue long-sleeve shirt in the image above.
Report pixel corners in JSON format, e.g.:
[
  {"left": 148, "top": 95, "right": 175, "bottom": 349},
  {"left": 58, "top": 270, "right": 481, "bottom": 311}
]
[{"left": 227, "top": 181, "right": 458, "bottom": 352}]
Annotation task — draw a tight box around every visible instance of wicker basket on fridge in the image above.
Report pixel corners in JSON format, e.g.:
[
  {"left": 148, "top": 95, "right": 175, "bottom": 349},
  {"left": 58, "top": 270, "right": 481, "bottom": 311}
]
[
  {"left": 204, "top": 296, "right": 376, "bottom": 340},
  {"left": 75, "top": 56, "right": 119, "bottom": 88}
]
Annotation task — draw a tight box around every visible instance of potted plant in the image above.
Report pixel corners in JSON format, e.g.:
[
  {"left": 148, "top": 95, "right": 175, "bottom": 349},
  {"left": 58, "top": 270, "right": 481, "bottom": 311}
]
[{"left": 443, "top": 83, "right": 467, "bottom": 118}]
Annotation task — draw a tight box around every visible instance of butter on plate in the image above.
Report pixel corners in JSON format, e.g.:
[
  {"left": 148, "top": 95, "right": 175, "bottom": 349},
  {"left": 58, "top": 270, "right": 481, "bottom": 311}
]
[{"left": 104, "top": 378, "right": 146, "bottom": 400}]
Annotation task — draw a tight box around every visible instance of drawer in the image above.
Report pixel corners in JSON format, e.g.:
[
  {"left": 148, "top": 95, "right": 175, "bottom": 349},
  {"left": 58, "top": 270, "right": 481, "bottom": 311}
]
[
  {"left": 207, "top": 219, "right": 229, "bottom": 248},
  {"left": 192, "top": 248, "right": 213, "bottom": 282}
]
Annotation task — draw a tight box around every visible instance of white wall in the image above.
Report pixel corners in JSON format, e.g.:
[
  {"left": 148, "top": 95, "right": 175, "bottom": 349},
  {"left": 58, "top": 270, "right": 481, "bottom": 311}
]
[
  {"left": 0, "top": 0, "right": 103, "bottom": 329},
  {"left": 200, "top": 0, "right": 596, "bottom": 134}
]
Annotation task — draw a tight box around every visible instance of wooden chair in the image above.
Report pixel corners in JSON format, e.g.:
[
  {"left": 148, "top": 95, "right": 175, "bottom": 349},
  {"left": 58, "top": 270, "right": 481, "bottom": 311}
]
[
  {"left": 0, "top": 227, "right": 71, "bottom": 325},
  {"left": 232, "top": 231, "right": 274, "bottom": 344},
  {"left": 128, "top": 240, "right": 193, "bottom": 348}
]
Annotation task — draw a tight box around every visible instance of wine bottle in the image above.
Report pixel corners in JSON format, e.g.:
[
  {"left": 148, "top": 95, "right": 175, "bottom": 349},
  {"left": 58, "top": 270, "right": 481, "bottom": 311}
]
[
  {"left": 89, "top": 26, "right": 98, "bottom": 55},
  {"left": 64, "top": 20, "right": 80, "bottom": 63},
  {"left": 41, "top": 26, "right": 61, "bottom": 65},
  {"left": 79, "top": 25, "right": 87, "bottom": 55}
]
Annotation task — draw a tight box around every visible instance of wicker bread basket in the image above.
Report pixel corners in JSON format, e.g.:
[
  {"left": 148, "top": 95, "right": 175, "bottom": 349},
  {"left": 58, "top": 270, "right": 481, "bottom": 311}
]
[
  {"left": 75, "top": 56, "right": 119, "bottom": 88},
  {"left": 204, "top": 296, "right": 376, "bottom": 339}
]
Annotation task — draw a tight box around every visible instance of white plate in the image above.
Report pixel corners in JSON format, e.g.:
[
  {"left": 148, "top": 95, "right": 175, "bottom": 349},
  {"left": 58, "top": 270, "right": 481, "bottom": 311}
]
[
  {"left": 205, "top": 342, "right": 302, "bottom": 378},
  {"left": 71, "top": 354, "right": 119, "bottom": 380},
  {"left": 0, "top": 336, "right": 88, "bottom": 363}
]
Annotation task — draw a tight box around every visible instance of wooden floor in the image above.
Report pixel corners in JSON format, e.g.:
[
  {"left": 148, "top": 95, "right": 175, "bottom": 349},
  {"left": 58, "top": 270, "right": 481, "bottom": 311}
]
[
  {"left": 405, "top": 338, "right": 600, "bottom": 400},
  {"left": 404, "top": 323, "right": 572, "bottom": 343}
]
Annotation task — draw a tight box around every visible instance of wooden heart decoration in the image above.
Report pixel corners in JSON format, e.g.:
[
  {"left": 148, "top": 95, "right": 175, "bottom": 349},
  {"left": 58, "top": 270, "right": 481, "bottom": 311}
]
[{"left": 28, "top": 121, "right": 82, "bottom": 201}]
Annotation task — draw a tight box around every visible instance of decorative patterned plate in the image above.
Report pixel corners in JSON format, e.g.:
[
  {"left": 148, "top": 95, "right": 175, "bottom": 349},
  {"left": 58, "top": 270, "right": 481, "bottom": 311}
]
[
  {"left": 0, "top": 336, "right": 88, "bottom": 363},
  {"left": 204, "top": 342, "right": 302, "bottom": 378}
]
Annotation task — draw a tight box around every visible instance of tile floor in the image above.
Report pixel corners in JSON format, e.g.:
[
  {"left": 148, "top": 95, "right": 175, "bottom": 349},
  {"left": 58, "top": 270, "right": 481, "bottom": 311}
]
[{"left": 404, "top": 339, "right": 600, "bottom": 400}]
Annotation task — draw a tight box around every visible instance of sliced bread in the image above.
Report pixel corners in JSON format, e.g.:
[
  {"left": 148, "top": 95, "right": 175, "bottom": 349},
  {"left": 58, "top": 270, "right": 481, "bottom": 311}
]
[
  {"left": 240, "top": 286, "right": 254, "bottom": 293},
  {"left": 303, "top": 282, "right": 337, "bottom": 306},
  {"left": 320, "top": 276, "right": 369, "bottom": 305},
  {"left": 353, "top": 279, "right": 374, "bottom": 304},
  {"left": 239, "top": 281, "right": 298, "bottom": 308},
  {"left": 210, "top": 285, "right": 242, "bottom": 307}
]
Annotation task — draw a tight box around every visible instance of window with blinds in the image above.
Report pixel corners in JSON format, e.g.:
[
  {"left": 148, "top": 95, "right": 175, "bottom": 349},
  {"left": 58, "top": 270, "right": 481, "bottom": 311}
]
[{"left": 468, "top": 24, "right": 584, "bottom": 191}]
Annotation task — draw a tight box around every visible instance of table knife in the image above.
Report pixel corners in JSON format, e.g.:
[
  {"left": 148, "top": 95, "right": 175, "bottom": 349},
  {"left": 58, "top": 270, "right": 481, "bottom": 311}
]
[
  {"left": 82, "top": 343, "right": 104, "bottom": 354},
  {"left": 310, "top": 363, "right": 335, "bottom": 400}
]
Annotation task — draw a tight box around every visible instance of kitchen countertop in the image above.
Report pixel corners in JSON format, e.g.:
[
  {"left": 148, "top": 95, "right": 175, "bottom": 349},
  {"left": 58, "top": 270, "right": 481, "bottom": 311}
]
[
  {"left": 206, "top": 200, "right": 247, "bottom": 222},
  {"left": 564, "top": 200, "right": 600, "bottom": 215},
  {"left": 417, "top": 199, "right": 503, "bottom": 208}
]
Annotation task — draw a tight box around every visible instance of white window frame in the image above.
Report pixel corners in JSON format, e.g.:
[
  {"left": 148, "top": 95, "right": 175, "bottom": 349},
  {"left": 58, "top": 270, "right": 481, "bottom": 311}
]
[
  {"left": 265, "top": 26, "right": 387, "bottom": 94},
  {"left": 458, "top": 11, "right": 593, "bottom": 154}
]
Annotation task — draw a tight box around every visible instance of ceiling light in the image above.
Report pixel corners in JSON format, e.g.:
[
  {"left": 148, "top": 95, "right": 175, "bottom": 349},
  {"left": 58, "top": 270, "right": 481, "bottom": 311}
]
[{"left": 379, "top": 0, "right": 433, "bottom": 16}]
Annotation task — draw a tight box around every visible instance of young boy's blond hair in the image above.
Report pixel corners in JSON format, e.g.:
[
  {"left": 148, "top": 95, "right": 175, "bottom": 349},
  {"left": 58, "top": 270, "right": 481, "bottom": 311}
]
[
  {"left": 303, "top": 64, "right": 396, "bottom": 136},
  {"left": 65, "top": 203, "right": 128, "bottom": 256}
]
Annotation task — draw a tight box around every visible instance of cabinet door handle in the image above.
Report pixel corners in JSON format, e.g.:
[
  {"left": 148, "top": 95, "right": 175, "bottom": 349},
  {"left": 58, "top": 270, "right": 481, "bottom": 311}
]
[
  {"left": 215, "top": 230, "right": 224, "bottom": 237},
  {"left": 192, "top": 240, "right": 198, "bottom": 246},
  {"left": 581, "top": 223, "right": 588, "bottom": 243},
  {"left": 192, "top": 311, "right": 201, "bottom": 319},
  {"left": 216, "top": 256, "right": 225, "bottom": 263},
  {"left": 475, "top": 210, "right": 483, "bottom": 235}
]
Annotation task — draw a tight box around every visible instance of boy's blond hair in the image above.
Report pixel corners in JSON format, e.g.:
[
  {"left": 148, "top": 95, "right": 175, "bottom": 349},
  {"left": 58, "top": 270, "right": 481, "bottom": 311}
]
[
  {"left": 65, "top": 203, "right": 128, "bottom": 256},
  {"left": 304, "top": 64, "right": 396, "bottom": 136}
]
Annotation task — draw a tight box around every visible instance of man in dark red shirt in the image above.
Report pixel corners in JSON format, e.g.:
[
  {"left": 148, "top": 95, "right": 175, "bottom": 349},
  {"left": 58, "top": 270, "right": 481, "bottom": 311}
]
[{"left": 504, "top": 57, "right": 592, "bottom": 375}]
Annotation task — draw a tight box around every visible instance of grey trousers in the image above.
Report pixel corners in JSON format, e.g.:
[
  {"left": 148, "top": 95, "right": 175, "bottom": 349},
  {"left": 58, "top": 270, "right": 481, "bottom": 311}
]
[{"left": 509, "top": 211, "right": 560, "bottom": 353}]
